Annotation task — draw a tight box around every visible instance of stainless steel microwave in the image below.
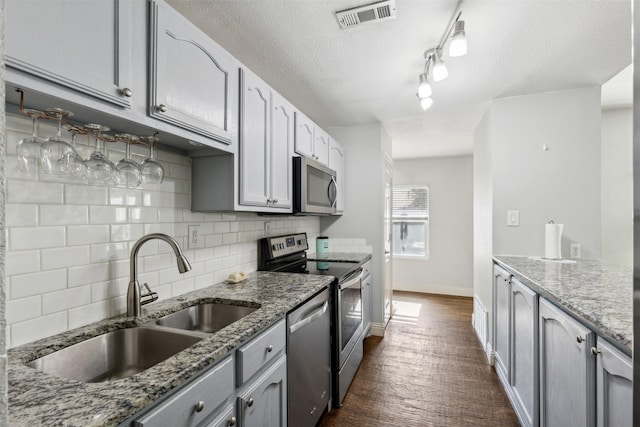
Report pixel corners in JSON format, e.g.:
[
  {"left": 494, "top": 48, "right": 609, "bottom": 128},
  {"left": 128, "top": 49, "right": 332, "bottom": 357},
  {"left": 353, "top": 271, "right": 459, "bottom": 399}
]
[{"left": 293, "top": 157, "right": 337, "bottom": 215}]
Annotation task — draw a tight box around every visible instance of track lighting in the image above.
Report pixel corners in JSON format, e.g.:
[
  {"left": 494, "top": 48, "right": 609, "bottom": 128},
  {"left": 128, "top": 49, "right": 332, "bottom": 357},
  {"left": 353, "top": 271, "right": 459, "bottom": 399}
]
[
  {"left": 416, "top": 8, "right": 468, "bottom": 110},
  {"left": 449, "top": 20, "right": 467, "bottom": 57}
]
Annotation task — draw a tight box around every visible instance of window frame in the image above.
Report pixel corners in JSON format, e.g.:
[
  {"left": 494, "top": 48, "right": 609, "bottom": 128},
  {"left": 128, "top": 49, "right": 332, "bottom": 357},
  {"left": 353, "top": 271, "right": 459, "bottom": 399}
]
[{"left": 392, "top": 185, "right": 429, "bottom": 260}]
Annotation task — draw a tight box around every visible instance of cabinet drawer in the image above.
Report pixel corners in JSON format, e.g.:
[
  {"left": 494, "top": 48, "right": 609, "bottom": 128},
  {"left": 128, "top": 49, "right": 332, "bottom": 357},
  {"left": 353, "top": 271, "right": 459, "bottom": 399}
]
[
  {"left": 133, "top": 356, "right": 234, "bottom": 427},
  {"left": 237, "top": 319, "right": 286, "bottom": 385}
]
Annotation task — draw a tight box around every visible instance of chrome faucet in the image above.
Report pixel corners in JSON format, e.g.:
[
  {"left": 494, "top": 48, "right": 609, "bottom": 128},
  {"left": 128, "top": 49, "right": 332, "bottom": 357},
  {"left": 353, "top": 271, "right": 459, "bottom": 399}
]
[{"left": 127, "top": 233, "right": 192, "bottom": 317}]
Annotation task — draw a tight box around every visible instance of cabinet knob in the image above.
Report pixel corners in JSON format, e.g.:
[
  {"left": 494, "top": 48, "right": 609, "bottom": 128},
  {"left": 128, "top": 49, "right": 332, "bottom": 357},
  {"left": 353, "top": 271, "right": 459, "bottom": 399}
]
[
  {"left": 272, "top": 199, "right": 278, "bottom": 204},
  {"left": 591, "top": 347, "right": 602, "bottom": 356},
  {"left": 266, "top": 198, "right": 272, "bottom": 205},
  {"left": 194, "top": 400, "right": 205, "bottom": 412},
  {"left": 576, "top": 335, "right": 585, "bottom": 343},
  {"left": 121, "top": 87, "right": 133, "bottom": 97},
  {"left": 158, "top": 104, "right": 168, "bottom": 112},
  {"left": 247, "top": 397, "right": 254, "bottom": 407},
  {"left": 228, "top": 416, "right": 237, "bottom": 426},
  {"left": 266, "top": 344, "right": 273, "bottom": 353}
]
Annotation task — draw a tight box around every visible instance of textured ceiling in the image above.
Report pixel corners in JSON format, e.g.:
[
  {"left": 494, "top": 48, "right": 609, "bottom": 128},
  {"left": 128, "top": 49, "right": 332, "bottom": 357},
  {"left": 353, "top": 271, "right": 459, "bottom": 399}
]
[{"left": 167, "top": 0, "right": 632, "bottom": 159}]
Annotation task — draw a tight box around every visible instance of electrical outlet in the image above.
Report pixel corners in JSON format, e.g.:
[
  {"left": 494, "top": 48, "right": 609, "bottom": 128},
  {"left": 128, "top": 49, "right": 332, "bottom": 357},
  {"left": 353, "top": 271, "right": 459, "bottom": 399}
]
[
  {"left": 265, "top": 221, "right": 272, "bottom": 236},
  {"left": 507, "top": 210, "right": 520, "bottom": 227},
  {"left": 188, "top": 225, "right": 203, "bottom": 249},
  {"left": 570, "top": 243, "right": 581, "bottom": 258}
]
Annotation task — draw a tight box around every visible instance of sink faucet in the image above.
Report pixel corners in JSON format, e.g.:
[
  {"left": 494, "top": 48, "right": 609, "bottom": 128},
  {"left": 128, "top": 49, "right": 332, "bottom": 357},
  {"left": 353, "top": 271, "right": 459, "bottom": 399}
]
[{"left": 127, "top": 233, "right": 192, "bottom": 317}]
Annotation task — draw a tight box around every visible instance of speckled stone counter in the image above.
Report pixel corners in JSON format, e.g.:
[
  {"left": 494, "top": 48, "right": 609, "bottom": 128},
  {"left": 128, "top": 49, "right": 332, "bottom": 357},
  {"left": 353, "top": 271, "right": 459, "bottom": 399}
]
[
  {"left": 493, "top": 256, "right": 632, "bottom": 355},
  {"left": 8, "top": 272, "right": 333, "bottom": 427},
  {"left": 307, "top": 252, "right": 372, "bottom": 264}
]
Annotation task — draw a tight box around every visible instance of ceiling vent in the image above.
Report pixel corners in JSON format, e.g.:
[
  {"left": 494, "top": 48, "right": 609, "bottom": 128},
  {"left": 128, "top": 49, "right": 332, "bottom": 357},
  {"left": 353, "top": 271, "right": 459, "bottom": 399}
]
[{"left": 335, "top": 0, "right": 397, "bottom": 29}]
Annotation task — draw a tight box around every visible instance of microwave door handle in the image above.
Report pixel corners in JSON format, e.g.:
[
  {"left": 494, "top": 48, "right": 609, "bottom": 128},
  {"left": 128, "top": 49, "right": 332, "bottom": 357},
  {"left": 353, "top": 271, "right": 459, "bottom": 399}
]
[{"left": 328, "top": 177, "right": 338, "bottom": 208}]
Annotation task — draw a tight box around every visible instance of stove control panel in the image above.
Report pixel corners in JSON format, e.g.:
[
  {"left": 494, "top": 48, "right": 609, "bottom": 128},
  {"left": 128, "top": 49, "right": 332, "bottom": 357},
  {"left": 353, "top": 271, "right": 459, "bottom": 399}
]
[{"left": 266, "top": 233, "right": 308, "bottom": 259}]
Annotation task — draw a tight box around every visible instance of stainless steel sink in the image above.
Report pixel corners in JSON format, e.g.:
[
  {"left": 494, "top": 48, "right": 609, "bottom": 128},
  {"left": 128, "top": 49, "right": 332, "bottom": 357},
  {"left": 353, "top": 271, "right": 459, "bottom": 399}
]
[
  {"left": 155, "top": 303, "right": 259, "bottom": 334},
  {"left": 27, "top": 327, "right": 203, "bottom": 383}
]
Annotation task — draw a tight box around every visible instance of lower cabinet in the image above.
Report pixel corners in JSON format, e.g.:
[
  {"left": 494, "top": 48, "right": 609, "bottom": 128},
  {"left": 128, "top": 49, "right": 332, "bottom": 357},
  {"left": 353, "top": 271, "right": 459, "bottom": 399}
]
[
  {"left": 237, "top": 355, "right": 287, "bottom": 427},
  {"left": 361, "top": 261, "right": 372, "bottom": 336},
  {"left": 539, "top": 298, "right": 595, "bottom": 427},
  {"left": 493, "top": 265, "right": 511, "bottom": 382},
  {"left": 594, "top": 338, "right": 632, "bottom": 427},
  {"left": 510, "top": 277, "right": 538, "bottom": 427},
  {"left": 204, "top": 404, "right": 237, "bottom": 427}
]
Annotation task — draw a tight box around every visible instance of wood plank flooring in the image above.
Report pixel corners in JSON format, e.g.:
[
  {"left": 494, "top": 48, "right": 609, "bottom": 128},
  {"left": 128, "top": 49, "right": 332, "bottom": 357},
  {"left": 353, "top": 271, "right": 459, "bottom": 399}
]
[{"left": 320, "top": 291, "right": 520, "bottom": 427}]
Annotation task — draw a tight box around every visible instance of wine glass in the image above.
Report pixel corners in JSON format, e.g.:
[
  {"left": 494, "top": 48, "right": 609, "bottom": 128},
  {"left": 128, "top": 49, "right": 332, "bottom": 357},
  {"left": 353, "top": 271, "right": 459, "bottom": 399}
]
[
  {"left": 140, "top": 135, "right": 164, "bottom": 184},
  {"left": 16, "top": 109, "right": 45, "bottom": 173},
  {"left": 84, "top": 123, "right": 115, "bottom": 185},
  {"left": 114, "top": 134, "right": 142, "bottom": 188},
  {"left": 65, "top": 126, "right": 88, "bottom": 180},
  {"left": 40, "top": 108, "right": 76, "bottom": 175}
]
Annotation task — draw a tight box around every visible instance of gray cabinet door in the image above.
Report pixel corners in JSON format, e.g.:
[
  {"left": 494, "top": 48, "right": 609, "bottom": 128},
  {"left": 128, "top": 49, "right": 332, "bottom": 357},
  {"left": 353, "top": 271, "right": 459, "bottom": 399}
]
[
  {"left": 239, "top": 69, "right": 270, "bottom": 207},
  {"left": 493, "top": 265, "right": 511, "bottom": 382},
  {"left": 238, "top": 355, "right": 287, "bottom": 427},
  {"left": 539, "top": 298, "right": 595, "bottom": 427},
  {"left": 6, "top": 0, "right": 133, "bottom": 108},
  {"left": 510, "top": 278, "right": 538, "bottom": 427},
  {"left": 595, "top": 338, "right": 632, "bottom": 427},
  {"left": 362, "top": 269, "right": 372, "bottom": 334},
  {"left": 270, "top": 91, "right": 294, "bottom": 210},
  {"left": 149, "top": 0, "right": 237, "bottom": 144}
]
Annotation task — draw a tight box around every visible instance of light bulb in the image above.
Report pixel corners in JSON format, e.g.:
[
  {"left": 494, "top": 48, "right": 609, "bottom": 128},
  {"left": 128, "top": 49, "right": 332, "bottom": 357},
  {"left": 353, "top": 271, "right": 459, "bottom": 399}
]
[
  {"left": 449, "top": 21, "right": 467, "bottom": 57},
  {"left": 418, "top": 73, "right": 432, "bottom": 98},
  {"left": 420, "top": 97, "right": 433, "bottom": 111},
  {"left": 432, "top": 53, "right": 448, "bottom": 81}
]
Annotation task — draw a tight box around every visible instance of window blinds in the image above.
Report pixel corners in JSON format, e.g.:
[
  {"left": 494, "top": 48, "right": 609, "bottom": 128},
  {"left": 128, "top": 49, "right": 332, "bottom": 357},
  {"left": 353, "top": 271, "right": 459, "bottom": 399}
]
[{"left": 392, "top": 185, "right": 429, "bottom": 219}]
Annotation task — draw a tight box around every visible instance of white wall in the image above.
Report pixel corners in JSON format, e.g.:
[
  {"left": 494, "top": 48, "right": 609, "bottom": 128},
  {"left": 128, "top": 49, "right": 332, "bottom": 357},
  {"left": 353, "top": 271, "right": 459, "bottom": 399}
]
[
  {"left": 4, "top": 113, "right": 320, "bottom": 348},
  {"left": 322, "top": 123, "right": 390, "bottom": 332},
  {"left": 393, "top": 155, "right": 473, "bottom": 296},
  {"left": 473, "top": 108, "right": 493, "bottom": 349},
  {"left": 491, "top": 87, "right": 602, "bottom": 258},
  {"left": 601, "top": 107, "right": 633, "bottom": 267}
]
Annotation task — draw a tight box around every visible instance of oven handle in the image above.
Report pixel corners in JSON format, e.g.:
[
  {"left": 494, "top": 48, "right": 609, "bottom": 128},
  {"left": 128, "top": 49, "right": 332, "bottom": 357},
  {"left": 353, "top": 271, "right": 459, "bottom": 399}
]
[
  {"left": 289, "top": 301, "right": 329, "bottom": 334},
  {"left": 339, "top": 271, "right": 363, "bottom": 290}
]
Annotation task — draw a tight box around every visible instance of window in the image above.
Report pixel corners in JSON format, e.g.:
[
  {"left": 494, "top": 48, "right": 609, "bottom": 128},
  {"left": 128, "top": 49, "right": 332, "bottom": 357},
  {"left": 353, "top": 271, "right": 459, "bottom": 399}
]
[{"left": 392, "top": 185, "right": 429, "bottom": 258}]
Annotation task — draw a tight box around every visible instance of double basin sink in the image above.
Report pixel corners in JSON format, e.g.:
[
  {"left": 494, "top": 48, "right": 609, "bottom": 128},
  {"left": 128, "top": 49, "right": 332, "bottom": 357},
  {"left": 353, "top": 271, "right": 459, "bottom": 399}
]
[{"left": 27, "top": 302, "right": 259, "bottom": 383}]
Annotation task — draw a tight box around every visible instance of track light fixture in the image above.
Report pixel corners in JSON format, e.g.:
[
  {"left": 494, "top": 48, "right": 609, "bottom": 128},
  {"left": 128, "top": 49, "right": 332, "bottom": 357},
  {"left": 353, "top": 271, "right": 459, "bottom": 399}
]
[{"left": 416, "top": 7, "right": 467, "bottom": 110}]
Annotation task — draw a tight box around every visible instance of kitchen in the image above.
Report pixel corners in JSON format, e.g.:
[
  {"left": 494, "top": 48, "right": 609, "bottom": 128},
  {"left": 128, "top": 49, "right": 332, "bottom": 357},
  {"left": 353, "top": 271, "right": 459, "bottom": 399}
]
[{"left": 0, "top": 0, "right": 636, "bottom": 426}]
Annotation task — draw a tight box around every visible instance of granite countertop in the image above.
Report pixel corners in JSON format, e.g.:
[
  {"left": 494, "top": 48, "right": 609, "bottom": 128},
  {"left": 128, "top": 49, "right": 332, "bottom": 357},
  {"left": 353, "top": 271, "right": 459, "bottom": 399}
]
[
  {"left": 8, "top": 272, "right": 334, "bottom": 427},
  {"left": 493, "top": 255, "right": 632, "bottom": 354},
  {"left": 307, "top": 252, "right": 372, "bottom": 264}
]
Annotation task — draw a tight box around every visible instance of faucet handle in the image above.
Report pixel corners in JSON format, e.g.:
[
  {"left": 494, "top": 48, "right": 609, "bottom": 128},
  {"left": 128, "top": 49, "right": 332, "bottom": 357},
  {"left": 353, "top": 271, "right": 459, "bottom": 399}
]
[{"left": 140, "top": 283, "right": 159, "bottom": 306}]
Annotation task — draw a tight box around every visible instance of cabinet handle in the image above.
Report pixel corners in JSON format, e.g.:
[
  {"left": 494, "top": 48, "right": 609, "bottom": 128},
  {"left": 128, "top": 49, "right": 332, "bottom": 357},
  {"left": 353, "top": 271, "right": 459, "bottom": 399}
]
[
  {"left": 194, "top": 400, "right": 205, "bottom": 412},
  {"left": 266, "top": 198, "right": 272, "bottom": 205},
  {"left": 228, "top": 416, "right": 237, "bottom": 426},
  {"left": 247, "top": 397, "right": 254, "bottom": 407},
  {"left": 272, "top": 199, "right": 278, "bottom": 204},
  {"left": 576, "top": 335, "right": 585, "bottom": 343},
  {"left": 158, "top": 104, "right": 168, "bottom": 112},
  {"left": 121, "top": 87, "right": 133, "bottom": 97},
  {"left": 591, "top": 347, "right": 602, "bottom": 356},
  {"left": 266, "top": 344, "right": 273, "bottom": 352}
]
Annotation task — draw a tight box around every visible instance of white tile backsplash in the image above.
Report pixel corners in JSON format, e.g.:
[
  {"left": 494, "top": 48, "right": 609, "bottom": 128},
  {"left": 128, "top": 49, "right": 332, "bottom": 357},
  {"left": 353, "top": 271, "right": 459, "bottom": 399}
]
[{"left": 4, "top": 113, "right": 320, "bottom": 348}]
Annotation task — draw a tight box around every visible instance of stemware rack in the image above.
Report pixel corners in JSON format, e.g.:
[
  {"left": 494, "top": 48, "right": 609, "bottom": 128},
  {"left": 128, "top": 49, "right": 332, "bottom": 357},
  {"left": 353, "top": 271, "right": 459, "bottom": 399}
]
[{"left": 14, "top": 88, "right": 158, "bottom": 147}]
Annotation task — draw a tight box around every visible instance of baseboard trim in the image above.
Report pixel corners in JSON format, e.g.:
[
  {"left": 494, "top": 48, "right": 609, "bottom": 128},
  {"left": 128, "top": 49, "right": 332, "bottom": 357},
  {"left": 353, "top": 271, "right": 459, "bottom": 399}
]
[
  {"left": 393, "top": 284, "right": 473, "bottom": 297},
  {"left": 369, "top": 323, "right": 385, "bottom": 336},
  {"left": 486, "top": 341, "right": 495, "bottom": 365}
]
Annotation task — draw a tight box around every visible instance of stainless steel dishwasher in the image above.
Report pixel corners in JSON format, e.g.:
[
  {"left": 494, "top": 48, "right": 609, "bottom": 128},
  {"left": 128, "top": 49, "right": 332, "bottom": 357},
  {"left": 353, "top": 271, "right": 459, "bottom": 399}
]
[{"left": 287, "top": 287, "right": 331, "bottom": 427}]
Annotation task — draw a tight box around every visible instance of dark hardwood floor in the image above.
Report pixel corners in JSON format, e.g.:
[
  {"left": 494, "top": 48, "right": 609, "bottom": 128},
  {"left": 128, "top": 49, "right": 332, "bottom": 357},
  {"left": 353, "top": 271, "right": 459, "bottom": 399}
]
[{"left": 320, "top": 291, "right": 519, "bottom": 427}]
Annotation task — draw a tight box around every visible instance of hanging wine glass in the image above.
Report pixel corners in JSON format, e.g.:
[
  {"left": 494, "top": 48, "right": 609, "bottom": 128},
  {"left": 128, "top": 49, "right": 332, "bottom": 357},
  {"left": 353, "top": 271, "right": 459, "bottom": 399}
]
[
  {"left": 140, "top": 135, "right": 164, "bottom": 184},
  {"left": 84, "top": 123, "right": 115, "bottom": 185},
  {"left": 114, "top": 134, "right": 142, "bottom": 188},
  {"left": 40, "top": 108, "right": 76, "bottom": 175},
  {"left": 16, "top": 109, "right": 45, "bottom": 173},
  {"left": 65, "top": 126, "right": 88, "bottom": 181}
]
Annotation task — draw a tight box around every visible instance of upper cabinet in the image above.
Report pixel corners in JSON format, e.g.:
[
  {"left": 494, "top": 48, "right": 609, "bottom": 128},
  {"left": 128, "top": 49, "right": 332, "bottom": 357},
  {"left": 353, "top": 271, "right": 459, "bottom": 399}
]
[
  {"left": 239, "top": 68, "right": 293, "bottom": 212},
  {"left": 6, "top": 0, "right": 134, "bottom": 108},
  {"left": 329, "top": 139, "right": 345, "bottom": 214},
  {"left": 294, "top": 112, "right": 329, "bottom": 166},
  {"left": 149, "top": 0, "right": 238, "bottom": 145}
]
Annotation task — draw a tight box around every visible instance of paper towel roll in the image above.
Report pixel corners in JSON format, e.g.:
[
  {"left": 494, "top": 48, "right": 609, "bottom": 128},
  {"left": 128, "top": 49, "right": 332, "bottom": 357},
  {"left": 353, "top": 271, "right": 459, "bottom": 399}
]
[{"left": 544, "top": 223, "right": 563, "bottom": 259}]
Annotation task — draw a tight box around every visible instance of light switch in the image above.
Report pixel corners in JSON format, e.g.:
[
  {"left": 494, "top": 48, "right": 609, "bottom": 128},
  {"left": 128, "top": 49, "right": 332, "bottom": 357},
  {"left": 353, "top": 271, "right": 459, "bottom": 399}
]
[
  {"left": 188, "top": 225, "right": 204, "bottom": 249},
  {"left": 507, "top": 210, "right": 520, "bottom": 227}
]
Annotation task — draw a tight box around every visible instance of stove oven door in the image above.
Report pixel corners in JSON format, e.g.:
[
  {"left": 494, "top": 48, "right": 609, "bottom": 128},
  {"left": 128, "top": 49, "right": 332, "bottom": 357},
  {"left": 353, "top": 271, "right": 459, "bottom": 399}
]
[{"left": 337, "top": 270, "right": 364, "bottom": 368}]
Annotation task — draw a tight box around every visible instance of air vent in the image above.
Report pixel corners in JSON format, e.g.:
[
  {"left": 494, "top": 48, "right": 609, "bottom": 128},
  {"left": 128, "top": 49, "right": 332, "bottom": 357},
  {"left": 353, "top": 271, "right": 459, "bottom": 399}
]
[{"left": 335, "top": 0, "right": 397, "bottom": 29}]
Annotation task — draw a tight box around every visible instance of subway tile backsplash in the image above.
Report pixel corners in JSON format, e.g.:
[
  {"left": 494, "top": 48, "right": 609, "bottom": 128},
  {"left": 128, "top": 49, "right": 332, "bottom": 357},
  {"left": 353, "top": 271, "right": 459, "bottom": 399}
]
[{"left": 5, "top": 114, "right": 320, "bottom": 348}]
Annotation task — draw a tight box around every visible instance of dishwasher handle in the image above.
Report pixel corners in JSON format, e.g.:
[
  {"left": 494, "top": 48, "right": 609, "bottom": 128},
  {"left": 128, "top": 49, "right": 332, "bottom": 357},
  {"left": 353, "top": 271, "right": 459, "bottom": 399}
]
[{"left": 289, "top": 301, "right": 329, "bottom": 334}]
